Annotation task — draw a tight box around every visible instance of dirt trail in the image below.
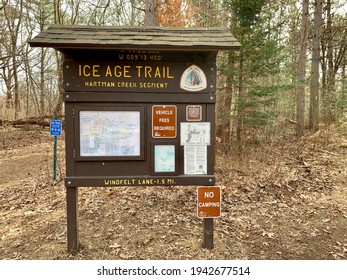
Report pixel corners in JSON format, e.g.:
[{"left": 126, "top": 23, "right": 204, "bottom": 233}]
[{"left": 1, "top": 126, "right": 347, "bottom": 260}]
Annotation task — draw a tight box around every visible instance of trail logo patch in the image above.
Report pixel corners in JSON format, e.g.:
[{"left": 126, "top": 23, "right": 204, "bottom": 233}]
[{"left": 180, "top": 65, "right": 207, "bottom": 92}]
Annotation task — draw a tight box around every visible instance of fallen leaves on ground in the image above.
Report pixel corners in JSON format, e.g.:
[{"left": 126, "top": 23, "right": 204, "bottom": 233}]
[{"left": 1, "top": 125, "right": 347, "bottom": 260}]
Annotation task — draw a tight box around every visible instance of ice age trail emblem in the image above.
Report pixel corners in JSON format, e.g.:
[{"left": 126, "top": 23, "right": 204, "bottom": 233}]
[{"left": 180, "top": 65, "right": 207, "bottom": 92}]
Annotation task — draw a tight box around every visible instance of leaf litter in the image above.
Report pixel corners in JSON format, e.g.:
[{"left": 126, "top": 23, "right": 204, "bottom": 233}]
[{"left": 0, "top": 125, "right": 347, "bottom": 259}]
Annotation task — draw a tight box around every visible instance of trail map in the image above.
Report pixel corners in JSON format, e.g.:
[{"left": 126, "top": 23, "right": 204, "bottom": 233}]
[
  {"left": 154, "top": 145, "right": 175, "bottom": 172},
  {"left": 80, "top": 111, "right": 140, "bottom": 157}
]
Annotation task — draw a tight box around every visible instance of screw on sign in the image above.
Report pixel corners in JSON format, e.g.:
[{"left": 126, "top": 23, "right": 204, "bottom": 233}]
[{"left": 197, "top": 186, "right": 221, "bottom": 218}]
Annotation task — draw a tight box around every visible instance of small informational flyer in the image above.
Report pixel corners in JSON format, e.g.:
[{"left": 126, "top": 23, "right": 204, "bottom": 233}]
[
  {"left": 184, "top": 145, "right": 207, "bottom": 174},
  {"left": 180, "top": 122, "right": 210, "bottom": 145},
  {"left": 154, "top": 145, "right": 175, "bottom": 173}
]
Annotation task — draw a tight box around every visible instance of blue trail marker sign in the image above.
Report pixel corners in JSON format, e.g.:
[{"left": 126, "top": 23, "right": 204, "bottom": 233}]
[{"left": 50, "top": 120, "right": 62, "bottom": 136}]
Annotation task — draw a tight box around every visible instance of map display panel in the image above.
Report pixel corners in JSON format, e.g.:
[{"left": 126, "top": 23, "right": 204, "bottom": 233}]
[
  {"left": 80, "top": 111, "right": 140, "bottom": 157},
  {"left": 154, "top": 145, "right": 175, "bottom": 172}
]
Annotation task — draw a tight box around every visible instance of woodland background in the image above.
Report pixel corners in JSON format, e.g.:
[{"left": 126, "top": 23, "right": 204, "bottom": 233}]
[
  {"left": 1, "top": 0, "right": 347, "bottom": 260},
  {"left": 0, "top": 0, "right": 346, "bottom": 144}
]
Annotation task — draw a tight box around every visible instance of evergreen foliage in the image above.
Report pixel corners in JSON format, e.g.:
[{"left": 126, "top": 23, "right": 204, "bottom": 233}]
[{"left": 220, "top": 0, "right": 289, "bottom": 142}]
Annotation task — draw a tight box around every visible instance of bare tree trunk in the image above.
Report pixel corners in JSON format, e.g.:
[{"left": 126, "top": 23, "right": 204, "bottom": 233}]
[
  {"left": 200, "top": 0, "right": 212, "bottom": 27},
  {"left": 4, "top": 0, "right": 24, "bottom": 119},
  {"left": 11, "top": 38, "right": 20, "bottom": 119},
  {"left": 54, "top": 52, "right": 64, "bottom": 117},
  {"left": 324, "top": 0, "right": 336, "bottom": 124},
  {"left": 145, "top": 0, "right": 159, "bottom": 26},
  {"left": 296, "top": 0, "right": 309, "bottom": 138},
  {"left": 220, "top": 51, "right": 234, "bottom": 152},
  {"left": 236, "top": 50, "right": 244, "bottom": 143},
  {"left": 289, "top": 9, "right": 299, "bottom": 121},
  {"left": 51, "top": 1, "right": 64, "bottom": 117},
  {"left": 309, "top": 0, "right": 322, "bottom": 131},
  {"left": 321, "top": 34, "right": 327, "bottom": 117},
  {"left": 341, "top": 55, "right": 346, "bottom": 117},
  {"left": 2, "top": 63, "right": 12, "bottom": 108},
  {"left": 38, "top": 4, "right": 46, "bottom": 117},
  {"left": 40, "top": 48, "right": 45, "bottom": 116}
]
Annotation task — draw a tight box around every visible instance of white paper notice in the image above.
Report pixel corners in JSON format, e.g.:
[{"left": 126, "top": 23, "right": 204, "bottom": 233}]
[
  {"left": 180, "top": 122, "right": 210, "bottom": 145},
  {"left": 184, "top": 145, "right": 207, "bottom": 174}
]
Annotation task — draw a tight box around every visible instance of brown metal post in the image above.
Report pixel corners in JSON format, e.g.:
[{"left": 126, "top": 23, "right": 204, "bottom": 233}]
[
  {"left": 203, "top": 218, "right": 214, "bottom": 249},
  {"left": 67, "top": 187, "right": 79, "bottom": 252}
]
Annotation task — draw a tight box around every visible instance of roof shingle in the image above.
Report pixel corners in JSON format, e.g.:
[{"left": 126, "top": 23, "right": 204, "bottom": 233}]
[{"left": 29, "top": 25, "right": 241, "bottom": 51}]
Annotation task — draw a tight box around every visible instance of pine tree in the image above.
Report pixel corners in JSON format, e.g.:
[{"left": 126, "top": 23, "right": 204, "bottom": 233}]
[{"left": 220, "top": 0, "right": 287, "bottom": 147}]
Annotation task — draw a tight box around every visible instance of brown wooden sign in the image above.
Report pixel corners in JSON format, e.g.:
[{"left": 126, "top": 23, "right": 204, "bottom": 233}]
[
  {"left": 197, "top": 186, "right": 221, "bottom": 218},
  {"left": 152, "top": 105, "right": 177, "bottom": 138},
  {"left": 30, "top": 25, "right": 240, "bottom": 253},
  {"left": 63, "top": 60, "right": 216, "bottom": 93}
]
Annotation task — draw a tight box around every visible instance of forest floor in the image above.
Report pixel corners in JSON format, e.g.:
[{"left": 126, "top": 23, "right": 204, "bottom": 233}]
[{"left": 1, "top": 125, "right": 347, "bottom": 260}]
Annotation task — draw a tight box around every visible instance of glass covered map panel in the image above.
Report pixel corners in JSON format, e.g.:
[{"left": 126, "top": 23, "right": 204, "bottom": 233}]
[{"left": 79, "top": 111, "right": 141, "bottom": 157}]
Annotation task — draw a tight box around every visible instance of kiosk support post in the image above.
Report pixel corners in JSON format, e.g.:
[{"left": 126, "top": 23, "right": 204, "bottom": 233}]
[
  {"left": 67, "top": 187, "right": 79, "bottom": 252},
  {"left": 203, "top": 218, "right": 214, "bottom": 249}
]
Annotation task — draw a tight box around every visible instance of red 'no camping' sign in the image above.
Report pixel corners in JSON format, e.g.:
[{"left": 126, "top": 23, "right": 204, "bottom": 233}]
[{"left": 197, "top": 186, "right": 221, "bottom": 218}]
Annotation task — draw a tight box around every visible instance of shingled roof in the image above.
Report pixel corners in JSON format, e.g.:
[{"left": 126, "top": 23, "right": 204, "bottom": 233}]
[{"left": 29, "top": 25, "right": 241, "bottom": 52}]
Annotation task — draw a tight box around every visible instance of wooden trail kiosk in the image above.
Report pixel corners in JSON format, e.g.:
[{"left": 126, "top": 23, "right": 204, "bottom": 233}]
[{"left": 29, "top": 25, "right": 240, "bottom": 252}]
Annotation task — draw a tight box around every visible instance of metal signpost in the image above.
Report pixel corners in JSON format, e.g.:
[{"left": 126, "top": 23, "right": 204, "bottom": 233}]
[
  {"left": 29, "top": 26, "right": 240, "bottom": 253},
  {"left": 49, "top": 118, "right": 62, "bottom": 181}
]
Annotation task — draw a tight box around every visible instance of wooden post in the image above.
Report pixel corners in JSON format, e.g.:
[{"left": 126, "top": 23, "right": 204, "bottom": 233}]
[
  {"left": 66, "top": 186, "right": 79, "bottom": 253},
  {"left": 203, "top": 218, "right": 214, "bottom": 249}
]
